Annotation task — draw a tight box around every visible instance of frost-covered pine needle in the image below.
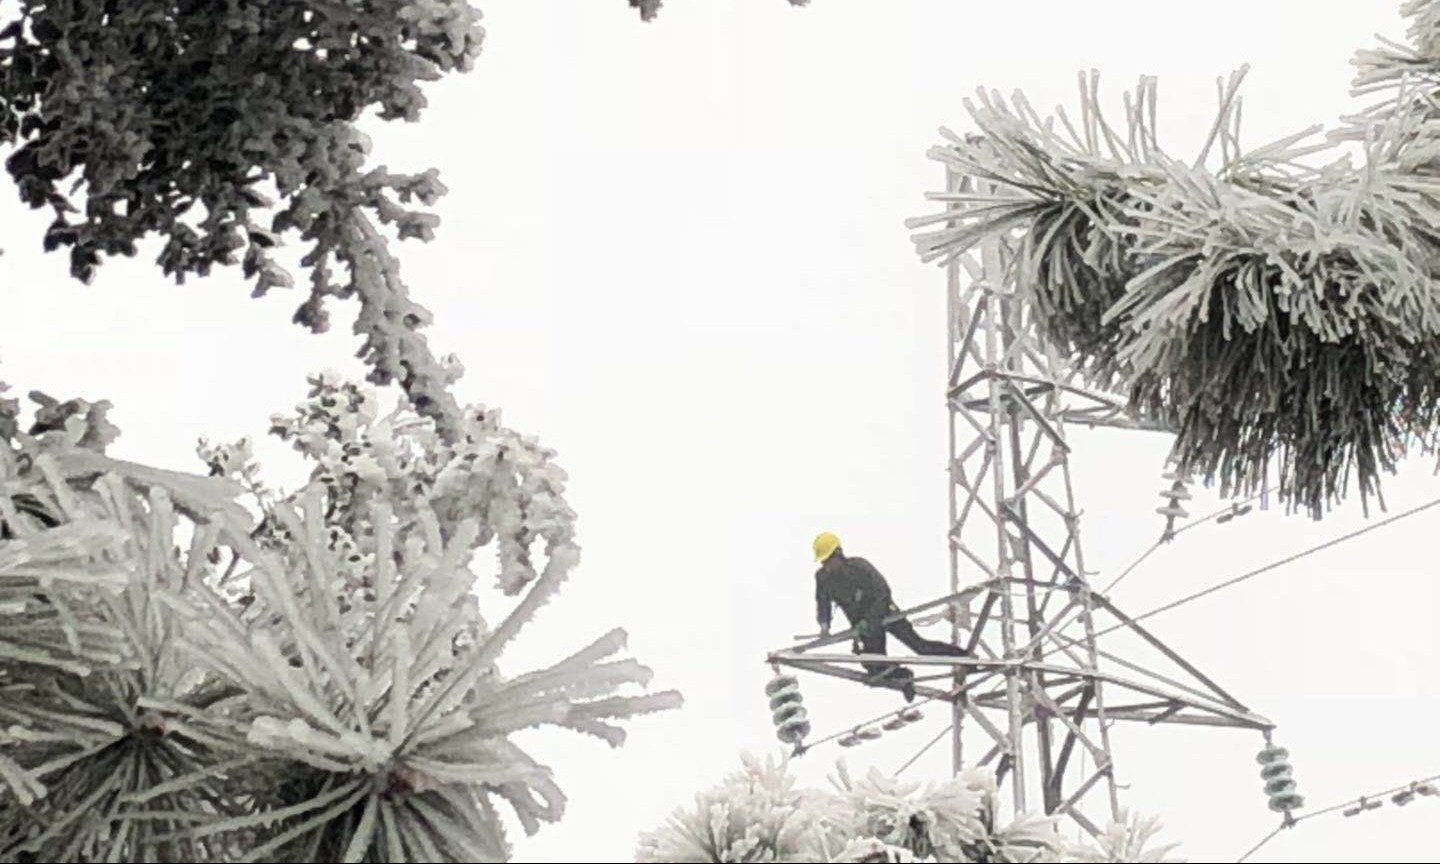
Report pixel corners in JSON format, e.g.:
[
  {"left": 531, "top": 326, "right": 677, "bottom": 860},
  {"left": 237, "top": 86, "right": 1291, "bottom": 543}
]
[
  {"left": 639, "top": 754, "right": 1176, "bottom": 863},
  {"left": 0, "top": 377, "right": 681, "bottom": 862},
  {"left": 909, "top": 1, "right": 1440, "bottom": 516}
]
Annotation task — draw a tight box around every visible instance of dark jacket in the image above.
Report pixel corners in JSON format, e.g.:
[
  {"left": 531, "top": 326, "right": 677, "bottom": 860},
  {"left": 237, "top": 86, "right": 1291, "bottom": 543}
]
[{"left": 815, "top": 550, "right": 892, "bottom": 632}]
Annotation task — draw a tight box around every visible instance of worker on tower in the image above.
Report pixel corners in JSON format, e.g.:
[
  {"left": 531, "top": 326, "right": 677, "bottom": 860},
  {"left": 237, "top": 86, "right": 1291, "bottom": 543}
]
[{"left": 812, "top": 531, "right": 969, "bottom": 703}]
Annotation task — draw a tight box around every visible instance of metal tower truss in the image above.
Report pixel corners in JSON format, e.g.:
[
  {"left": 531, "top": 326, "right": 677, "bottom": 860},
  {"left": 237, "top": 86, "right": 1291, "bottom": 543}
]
[
  {"left": 770, "top": 577, "right": 1274, "bottom": 834},
  {"left": 767, "top": 171, "right": 1273, "bottom": 837}
]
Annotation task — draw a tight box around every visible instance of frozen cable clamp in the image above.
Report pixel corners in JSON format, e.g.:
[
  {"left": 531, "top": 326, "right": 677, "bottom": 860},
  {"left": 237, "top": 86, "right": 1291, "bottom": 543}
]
[
  {"left": 1391, "top": 780, "right": 1437, "bottom": 806},
  {"left": 1216, "top": 502, "right": 1254, "bottom": 524},
  {"left": 1342, "top": 796, "right": 1383, "bottom": 818}
]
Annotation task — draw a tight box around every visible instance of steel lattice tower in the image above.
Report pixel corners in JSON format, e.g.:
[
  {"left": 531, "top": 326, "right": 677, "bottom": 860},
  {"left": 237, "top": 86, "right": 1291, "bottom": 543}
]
[{"left": 769, "top": 169, "right": 1274, "bottom": 836}]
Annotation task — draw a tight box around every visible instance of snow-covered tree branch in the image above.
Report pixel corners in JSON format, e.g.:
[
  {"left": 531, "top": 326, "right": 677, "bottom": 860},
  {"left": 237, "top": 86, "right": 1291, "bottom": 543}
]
[
  {"left": 637, "top": 754, "right": 1180, "bottom": 863},
  {"left": 908, "top": 0, "right": 1440, "bottom": 516},
  {"left": 0, "top": 377, "right": 680, "bottom": 861}
]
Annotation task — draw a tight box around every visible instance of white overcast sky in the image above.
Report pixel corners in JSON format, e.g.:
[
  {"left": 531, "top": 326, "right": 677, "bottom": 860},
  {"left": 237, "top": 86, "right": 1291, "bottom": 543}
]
[{"left": 3, "top": 2, "right": 1438, "bottom": 862}]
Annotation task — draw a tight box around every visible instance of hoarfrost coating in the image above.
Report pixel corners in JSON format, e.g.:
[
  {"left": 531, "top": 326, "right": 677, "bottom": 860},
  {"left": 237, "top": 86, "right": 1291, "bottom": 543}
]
[
  {"left": 909, "top": 0, "right": 1440, "bottom": 516},
  {"left": 637, "top": 754, "right": 1179, "bottom": 862},
  {"left": 0, "top": 379, "right": 679, "bottom": 861}
]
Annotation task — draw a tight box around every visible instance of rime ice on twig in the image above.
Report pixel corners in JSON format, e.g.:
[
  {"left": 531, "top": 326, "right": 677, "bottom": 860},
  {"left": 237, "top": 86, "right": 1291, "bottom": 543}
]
[
  {"left": 0, "top": 379, "right": 680, "bottom": 861},
  {"left": 637, "top": 755, "right": 1178, "bottom": 862}
]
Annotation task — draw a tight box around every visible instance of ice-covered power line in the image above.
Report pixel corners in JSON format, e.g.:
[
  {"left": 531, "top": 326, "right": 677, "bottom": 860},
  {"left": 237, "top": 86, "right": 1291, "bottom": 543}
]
[
  {"left": 1091, "top": 495, "right": 1440, "bottom": 642},
  {"left": 1235, "top": 773, "right": 1440, "bottom": 862},
  {"left": 894, "top": 723, "right": 954, "bottom": 776},
  {"left": 802, "top": 694, "right": 935, "bottom": 752},
  {"left": 1022, "top": 492, "right": 1440, "bottom": 679},
  {"left": 1102, "top": 491, "right": 1265, "bottom": 595}
]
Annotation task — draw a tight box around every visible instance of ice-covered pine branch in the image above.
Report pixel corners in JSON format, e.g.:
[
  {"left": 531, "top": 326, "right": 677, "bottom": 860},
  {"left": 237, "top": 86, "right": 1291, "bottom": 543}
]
[
  {"left": 0, "top": 1, "right": 808, "bottom": 439},
  {"left": 637, "top": 754, "right": 1179, "bottom": 863},
  {"left": 908, "top": 0, "right": 1440, "bottom": 517},
  {"left": 0, "top": 376, "right": 680, "bottom": 862},
  {"left": 0, "top": 2, "right": 488, "bottom": 438},
  {"left": 0, "top": 391, "right": 260, "bottom": 860}
]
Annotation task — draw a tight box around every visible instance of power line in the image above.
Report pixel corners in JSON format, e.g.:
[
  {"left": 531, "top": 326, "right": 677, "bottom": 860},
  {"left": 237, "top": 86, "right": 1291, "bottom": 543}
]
[
  {"left": 802, "top": 694, "right": 944, "bottom": 752},
  {"left": 1235, "top": 826, "right": 1283, "bottom": 863},
  {"left": 1103, "top": 492, "right": 1265, "bottom": 595},
  {"left": 1037, "top": 494, "right": 1440, "bottom": 667},
  {"left": 1235, "top": 772, "right": 1440, "bottom": 862},
  {"left": 796, "top": 496, "right": 1440, "bottom": 781},
  {"left": 894, "top": 722, "right": 953, "bottom": 777},
  {"left": 1092, "top": 495, "right": 1440, "bottom": 642},
  {"left": 1297, "top": 773, "right": 1440, "bottom": 822}
]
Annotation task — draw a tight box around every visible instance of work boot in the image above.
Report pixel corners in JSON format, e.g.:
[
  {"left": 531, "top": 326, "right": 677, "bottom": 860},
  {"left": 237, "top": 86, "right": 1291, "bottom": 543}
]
[{"left": 881, "top": 667, "right": 916, "bottom": 703}]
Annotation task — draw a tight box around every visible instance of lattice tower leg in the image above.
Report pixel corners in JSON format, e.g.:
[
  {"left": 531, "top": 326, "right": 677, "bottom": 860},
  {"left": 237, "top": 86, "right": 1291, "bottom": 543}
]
[{"left": 943, "top": 167, "right": 1122, "bottom": 830}]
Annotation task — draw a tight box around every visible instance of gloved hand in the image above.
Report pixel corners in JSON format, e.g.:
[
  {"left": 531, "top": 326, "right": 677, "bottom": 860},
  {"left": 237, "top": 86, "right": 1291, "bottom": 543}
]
[{"left": 855, "top": 620, "right": 872, "bottom": 638}]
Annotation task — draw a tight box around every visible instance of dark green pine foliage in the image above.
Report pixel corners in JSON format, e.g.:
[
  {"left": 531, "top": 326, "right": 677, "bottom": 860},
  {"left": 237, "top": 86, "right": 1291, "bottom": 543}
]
[{"left": 0, "top": 0, "right": 484, "bottom": 440}]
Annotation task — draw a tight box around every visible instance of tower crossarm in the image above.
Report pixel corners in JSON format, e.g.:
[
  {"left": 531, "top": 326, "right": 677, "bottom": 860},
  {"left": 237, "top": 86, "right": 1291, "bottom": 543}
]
[
  {"left": 785, "top": 588, "right": 992, "bottom": 654},
  {"left": 777, "top": 653, "right": 1272, "bottom": 728}
]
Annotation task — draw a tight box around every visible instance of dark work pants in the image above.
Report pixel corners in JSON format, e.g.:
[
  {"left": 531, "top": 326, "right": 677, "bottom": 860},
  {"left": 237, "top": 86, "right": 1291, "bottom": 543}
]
[
  {"left": 889, "top": 618, "right": 968, "bottom": 658},
  {"left": 855, "top": 608, "right": 967, "bottom": 682}
]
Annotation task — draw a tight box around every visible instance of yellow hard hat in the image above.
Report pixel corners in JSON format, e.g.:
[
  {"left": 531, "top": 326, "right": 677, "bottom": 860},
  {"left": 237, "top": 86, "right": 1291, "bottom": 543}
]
[{"left": 813, "top": 531, "right": 841, "bottom": 562}]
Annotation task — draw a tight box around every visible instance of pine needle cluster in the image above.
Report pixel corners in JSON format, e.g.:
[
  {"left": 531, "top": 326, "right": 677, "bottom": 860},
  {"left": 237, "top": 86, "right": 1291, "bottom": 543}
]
[
  {"left": 0, "top": 377, "right": 680, "bottom": 862},
  {"left": 910, "top": 1, "right": 1440, "bottom": 515}
]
